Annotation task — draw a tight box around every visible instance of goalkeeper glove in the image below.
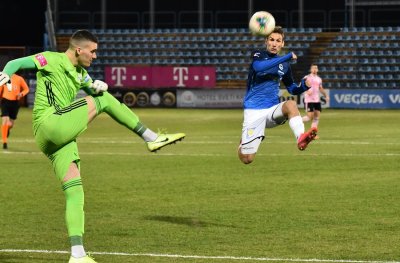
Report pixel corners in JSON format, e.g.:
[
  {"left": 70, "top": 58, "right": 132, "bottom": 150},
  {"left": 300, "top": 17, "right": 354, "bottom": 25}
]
[
  {"left": 91, "top": 80, "right": 108, "bottom": 94},
  {"left": 0, "top": 72, "right": 12, "bottom": 91}
]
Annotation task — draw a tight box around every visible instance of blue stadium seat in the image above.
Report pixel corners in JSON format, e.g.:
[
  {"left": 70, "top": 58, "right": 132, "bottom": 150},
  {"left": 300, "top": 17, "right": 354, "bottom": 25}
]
[
  {"left": 64, "top": 27, "right": 389, "bottom": 85},
  {"left": 369, "top": 82, "right": 378, "bottom": 88}
]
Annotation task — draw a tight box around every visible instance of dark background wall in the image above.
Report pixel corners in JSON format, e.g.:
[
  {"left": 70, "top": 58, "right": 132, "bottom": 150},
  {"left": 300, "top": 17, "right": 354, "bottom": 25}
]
[{"left": 1, "top": 0, "right": 399, "bottom": 47}]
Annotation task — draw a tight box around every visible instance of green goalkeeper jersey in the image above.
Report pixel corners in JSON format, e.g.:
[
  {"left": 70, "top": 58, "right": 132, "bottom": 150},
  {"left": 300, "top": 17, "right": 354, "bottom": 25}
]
[{"left": 30, "top": 51, "right": 92, "bottom": 133}]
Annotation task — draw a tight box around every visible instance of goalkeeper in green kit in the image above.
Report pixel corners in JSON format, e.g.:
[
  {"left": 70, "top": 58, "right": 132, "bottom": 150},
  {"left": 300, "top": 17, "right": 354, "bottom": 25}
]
[{"left": 0, "top": 30, "right": 185, "bottom": 263}]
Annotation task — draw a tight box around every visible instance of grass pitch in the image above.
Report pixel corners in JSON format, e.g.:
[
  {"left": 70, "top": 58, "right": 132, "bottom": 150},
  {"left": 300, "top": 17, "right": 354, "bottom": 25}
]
[{"left": 0, "top": 108, "right": 399, "bottom": 263}]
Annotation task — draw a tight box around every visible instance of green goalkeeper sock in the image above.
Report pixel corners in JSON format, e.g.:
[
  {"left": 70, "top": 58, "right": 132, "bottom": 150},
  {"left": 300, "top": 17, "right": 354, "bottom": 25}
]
[
  {"left": 93, "top": 92, "right": 150, "bottom": 136},
  {"left": 63, "top": 178, "right": 85, "bottom": 240}
]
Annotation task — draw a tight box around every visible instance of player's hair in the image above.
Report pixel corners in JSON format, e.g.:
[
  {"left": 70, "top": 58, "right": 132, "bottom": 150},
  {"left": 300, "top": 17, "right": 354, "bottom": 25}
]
[
  {"left": 267, "top": 26, "right": 285, "bottom": 40},
  {"left": 311, "top": 63, "right": 318, "bottom": 67},
  {"left": 69, "top": 29, "right": 98, "bottom": 48}
]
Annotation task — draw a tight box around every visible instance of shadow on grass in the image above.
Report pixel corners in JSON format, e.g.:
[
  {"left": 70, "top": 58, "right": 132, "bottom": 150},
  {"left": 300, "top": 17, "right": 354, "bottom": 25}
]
[{"left": 143, "top": 215, "right": 240, "bottom": 228}]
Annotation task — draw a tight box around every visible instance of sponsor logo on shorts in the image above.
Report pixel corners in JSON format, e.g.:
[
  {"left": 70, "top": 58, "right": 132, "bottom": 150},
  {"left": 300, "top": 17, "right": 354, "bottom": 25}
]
[
  {"left": 242, "top": 146, "right": 254, "bottom": 150},
  {"left": 246, "top": 128, "right": 255, "bottom": 138}
]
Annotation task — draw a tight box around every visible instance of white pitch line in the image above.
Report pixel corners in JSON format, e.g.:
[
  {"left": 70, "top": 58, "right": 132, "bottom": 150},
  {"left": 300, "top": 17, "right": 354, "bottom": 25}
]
[
  {"left": 8, "top": 138, "right": 400, "bottom": 146},
  {"left": 0, "top": 249, "right": 398, "bottom": 263},
  {"left": 2, "top": 151, "right": 400, "bottom": 157}
]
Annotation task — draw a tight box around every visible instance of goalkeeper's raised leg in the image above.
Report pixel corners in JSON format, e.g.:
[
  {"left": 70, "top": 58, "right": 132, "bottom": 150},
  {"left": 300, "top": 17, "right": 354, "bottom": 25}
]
[
  {"left": 146, "top": 132, "right": 185, "bottom": 152},
  {"left": 90, "top": 91, "right": 185, "bottom": 152}
]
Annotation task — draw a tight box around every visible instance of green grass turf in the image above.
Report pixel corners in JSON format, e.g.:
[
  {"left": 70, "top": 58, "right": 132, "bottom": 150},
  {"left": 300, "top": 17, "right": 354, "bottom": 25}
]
[{"left": 0, "top": 107, "right": 399, "bottom": 263}]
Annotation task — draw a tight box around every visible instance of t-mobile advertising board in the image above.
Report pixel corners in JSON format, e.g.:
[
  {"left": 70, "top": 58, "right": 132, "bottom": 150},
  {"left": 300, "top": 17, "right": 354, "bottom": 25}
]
[
  {"left": 105, "top": 66, "right": 216, "bottom": 88},
  {"left": 329, "top": 89, "right": 400, "bottom": 109}
]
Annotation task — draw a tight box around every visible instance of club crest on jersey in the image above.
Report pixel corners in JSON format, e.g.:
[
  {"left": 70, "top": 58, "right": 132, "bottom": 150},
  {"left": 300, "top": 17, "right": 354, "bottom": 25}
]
[{"left": 278, "top": 63, "right": 284, "bottom": 75}]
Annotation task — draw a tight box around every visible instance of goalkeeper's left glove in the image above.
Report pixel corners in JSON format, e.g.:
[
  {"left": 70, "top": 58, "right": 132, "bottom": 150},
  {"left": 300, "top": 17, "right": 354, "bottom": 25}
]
[
  {"left": 91, "top": 80, "right": 108, "bottom": 94},
  {"left": 0, "top": 72, "right": 12, "bottom": 91}
]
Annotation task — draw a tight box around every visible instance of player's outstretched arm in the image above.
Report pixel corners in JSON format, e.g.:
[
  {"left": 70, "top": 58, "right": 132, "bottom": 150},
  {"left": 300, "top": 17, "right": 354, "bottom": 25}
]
[
  {"left": 1, "top": 57, "right": 36, "bottom": 91},
  {"left": 287, "top": 79, "right": 310, "bottom": 95},
  {"left": 2, "top": 57, "right": 36, "bottom": 76},
  {"left": 252, "top": 52, "right": 293, "bottom": 72},
  {"left": 282, "top": 67, "right": 311, "bottom": 95}
]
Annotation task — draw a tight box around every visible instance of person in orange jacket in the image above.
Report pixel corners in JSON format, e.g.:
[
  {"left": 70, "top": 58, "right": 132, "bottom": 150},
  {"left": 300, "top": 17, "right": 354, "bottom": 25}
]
[{"left": 0, "top": 73, "right": 30, "bottom": 149}]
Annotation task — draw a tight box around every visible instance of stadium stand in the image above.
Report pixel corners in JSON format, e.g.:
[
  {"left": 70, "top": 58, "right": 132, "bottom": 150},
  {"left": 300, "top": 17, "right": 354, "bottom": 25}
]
[
  {"left": 318, "top": 27, "right": 400, "bottom": 89},
  {"left": 56, "top": 27, "right": 400, "bottom": 89}
]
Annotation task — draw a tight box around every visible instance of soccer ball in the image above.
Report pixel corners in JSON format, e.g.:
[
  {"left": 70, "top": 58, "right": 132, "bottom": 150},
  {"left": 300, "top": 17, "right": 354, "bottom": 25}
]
[{"left": 249, "top": 11, "right": 276, "bottom": 36}]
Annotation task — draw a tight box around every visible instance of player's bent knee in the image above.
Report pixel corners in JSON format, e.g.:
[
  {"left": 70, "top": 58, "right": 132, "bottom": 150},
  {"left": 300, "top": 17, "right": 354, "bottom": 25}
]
[
  {"left": 238, "top": 137, "right": 262, "bottom": 164},
  {"left": 240, "top": 154, "right": 255, "bottom": 164},
  {"left": 84, "top": 96, "right": 98, "bottom": 122},
  {"left": 285, "top": 100, "right": 298, "bottom": 110},
  {"left": 62, "top": 162, "right": 81, "bottom": 183},
  {"left": 238, "top": 150, "right": 255, "bottom": 164},
  {"left": 283, "top": 100, "right": 300, "bottom": 118}
]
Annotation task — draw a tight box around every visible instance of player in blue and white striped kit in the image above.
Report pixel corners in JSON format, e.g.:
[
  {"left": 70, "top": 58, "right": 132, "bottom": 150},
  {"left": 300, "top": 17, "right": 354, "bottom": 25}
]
[{"left": 238, "top": 26, "right": 318, "bottom": 164}]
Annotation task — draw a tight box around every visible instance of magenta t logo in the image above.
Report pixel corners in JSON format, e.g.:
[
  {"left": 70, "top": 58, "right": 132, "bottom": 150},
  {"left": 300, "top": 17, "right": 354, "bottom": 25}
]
[
  {"left": 111, "top": 67, "right": 127, "bottom": 87},
  {"left": 105, "top": 66, "right": 215, "bottom": 88},
  {"left": 173, "top": 67, "right": 189, "bottom": 87}
]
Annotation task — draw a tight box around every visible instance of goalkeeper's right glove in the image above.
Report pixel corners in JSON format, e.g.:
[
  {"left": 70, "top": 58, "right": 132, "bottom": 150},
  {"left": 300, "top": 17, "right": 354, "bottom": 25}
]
[
  {"left": 91, "top": 80, "right": 108, "bottom": 94},
  {"left": 0, "top": 72, "right": 12, "bottom": 91}
]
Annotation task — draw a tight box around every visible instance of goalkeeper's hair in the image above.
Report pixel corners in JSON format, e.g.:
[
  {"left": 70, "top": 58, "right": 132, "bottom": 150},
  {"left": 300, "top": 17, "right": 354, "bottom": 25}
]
[{"left": 69, "top": 29, "right": 98, "bottom": 48}]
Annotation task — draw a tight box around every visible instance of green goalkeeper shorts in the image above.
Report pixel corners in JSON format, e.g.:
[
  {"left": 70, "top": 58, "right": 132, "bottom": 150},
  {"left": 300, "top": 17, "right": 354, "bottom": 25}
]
[{"left": 34, "top": 99, "right": 89, "bottom": 181}]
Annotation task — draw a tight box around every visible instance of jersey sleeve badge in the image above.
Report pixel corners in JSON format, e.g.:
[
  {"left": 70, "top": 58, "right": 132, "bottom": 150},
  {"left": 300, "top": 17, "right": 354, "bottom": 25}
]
[{"left": 35, "top": 54, "right": 48, "bottom": 67}]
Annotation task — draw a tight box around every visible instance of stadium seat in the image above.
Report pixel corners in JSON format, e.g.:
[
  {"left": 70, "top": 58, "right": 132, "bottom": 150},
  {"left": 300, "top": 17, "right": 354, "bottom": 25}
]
[{"left": 54, "top": 26, "right": 400, "bottom": 89}]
